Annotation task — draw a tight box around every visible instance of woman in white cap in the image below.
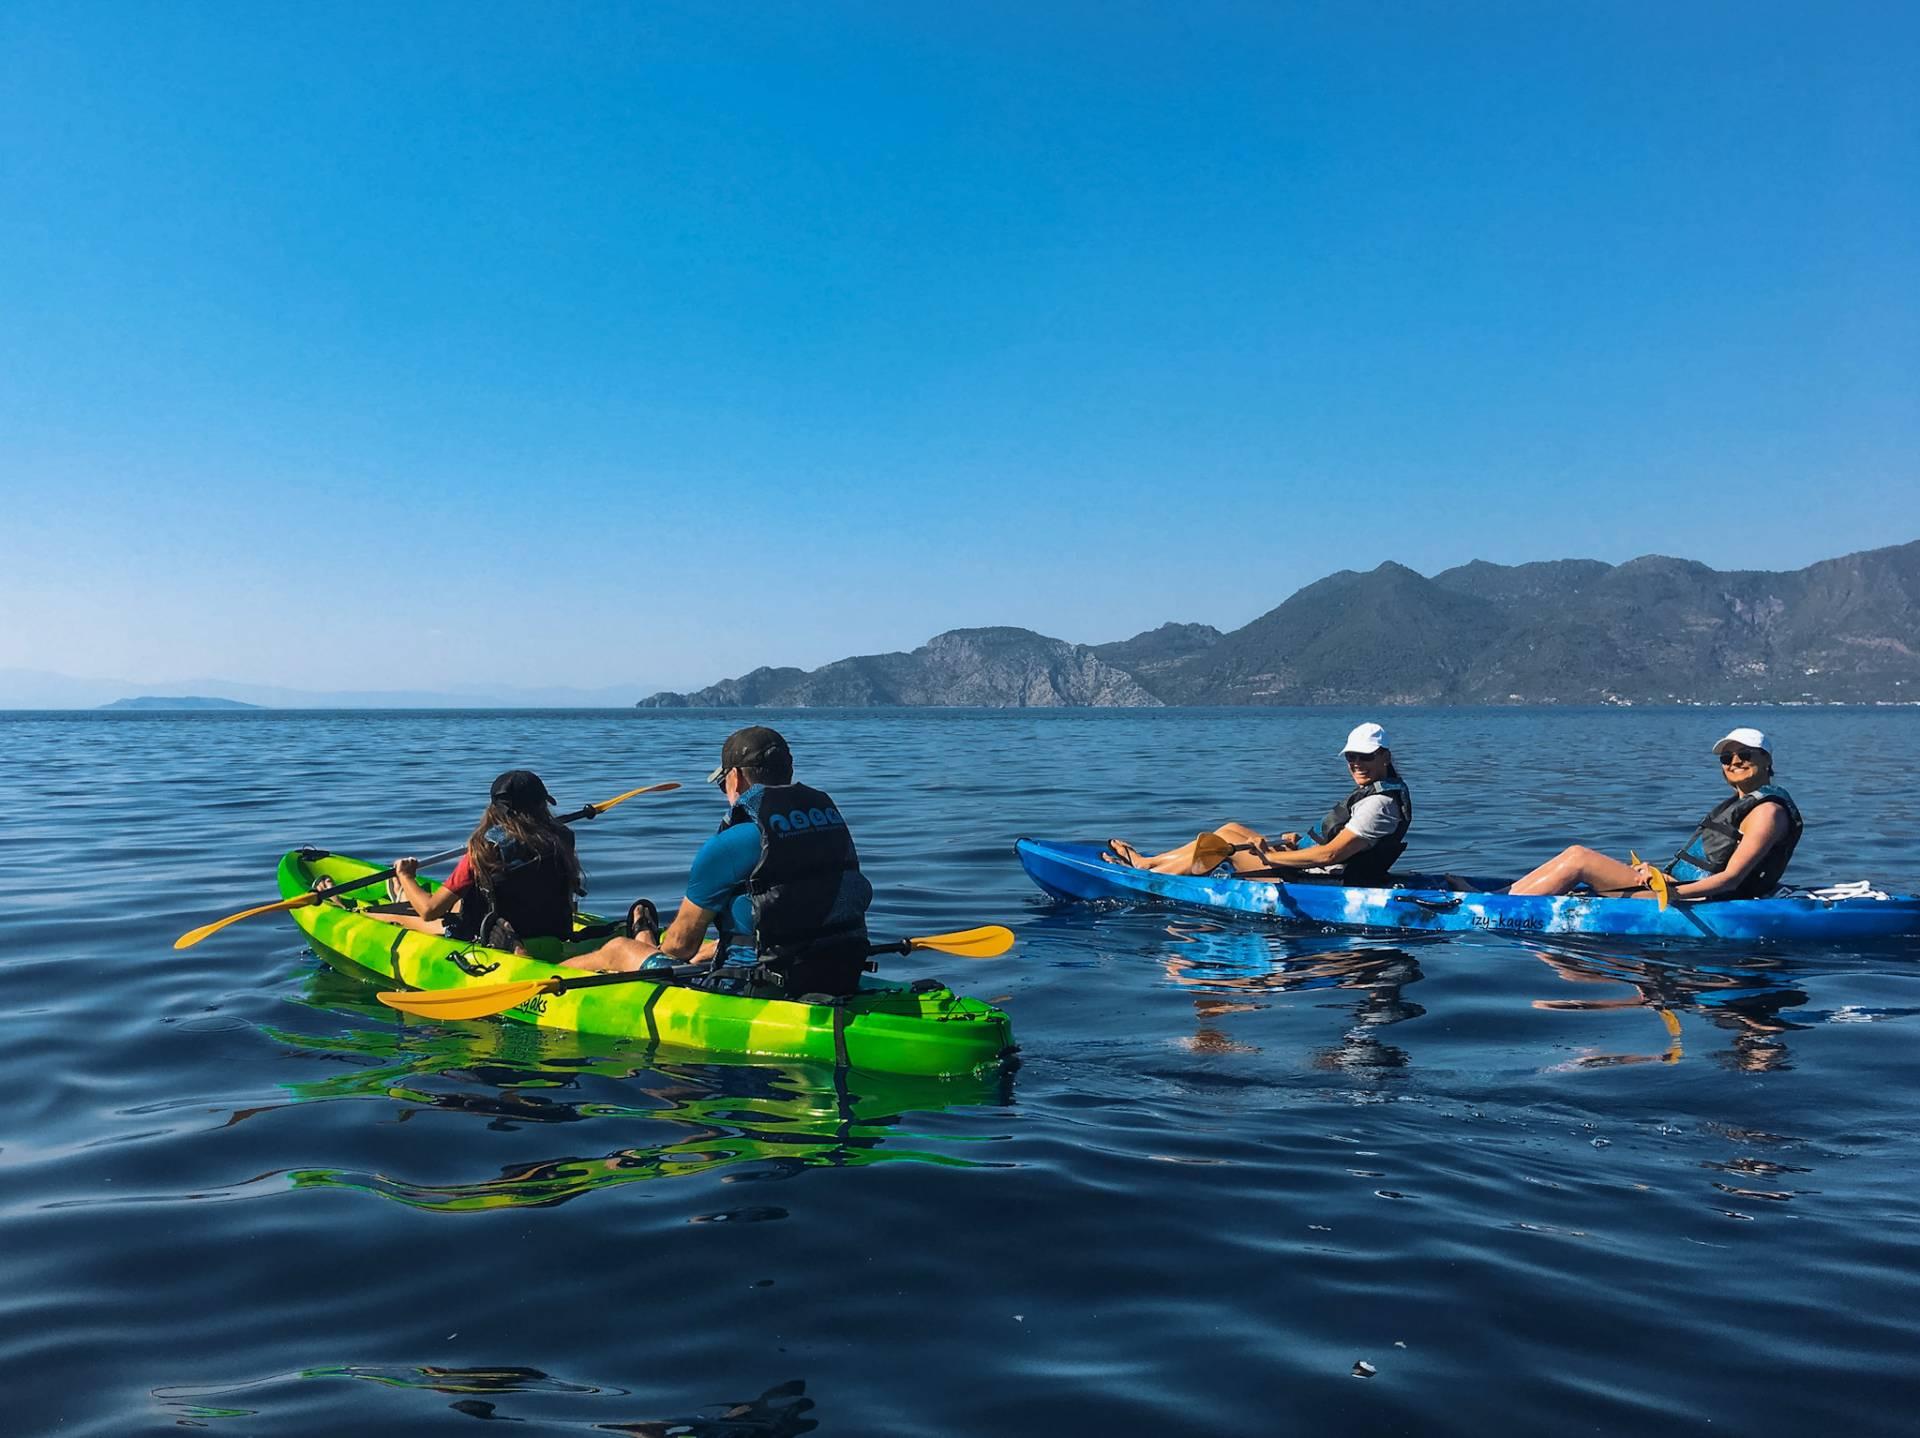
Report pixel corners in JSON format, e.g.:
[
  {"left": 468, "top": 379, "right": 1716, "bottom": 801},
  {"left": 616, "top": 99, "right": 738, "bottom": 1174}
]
[
  {"left": 1105, "top": 722, "right": 1413, "bottom": 884},
  {"left": 1509, "top": 727, "right": 1803, "bottom": 900}
]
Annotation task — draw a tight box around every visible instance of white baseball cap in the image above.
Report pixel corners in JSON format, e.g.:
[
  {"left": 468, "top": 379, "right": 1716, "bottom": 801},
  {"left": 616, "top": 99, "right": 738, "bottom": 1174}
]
[
  {"left": 1711, "top": 726, "right": 1771, "bottom": 756},
  {"left": 1340, "top": 722, "right": 1390, "bottom": 756}
]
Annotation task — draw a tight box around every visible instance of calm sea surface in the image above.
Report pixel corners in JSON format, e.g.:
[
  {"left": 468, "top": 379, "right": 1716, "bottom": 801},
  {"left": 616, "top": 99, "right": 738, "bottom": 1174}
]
[{"left": 3, "top": 707, "right": 1918, "bottom": 1436}]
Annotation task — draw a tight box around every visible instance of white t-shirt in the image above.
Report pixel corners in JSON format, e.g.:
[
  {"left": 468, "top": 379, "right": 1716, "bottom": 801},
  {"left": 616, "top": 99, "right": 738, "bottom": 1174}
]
[
  {"left": 1301, "top": 793, "right": 1403, "bottom": 877},
  {"left": 1342, "top": 793, "right": 1403, "bottom": 845}
]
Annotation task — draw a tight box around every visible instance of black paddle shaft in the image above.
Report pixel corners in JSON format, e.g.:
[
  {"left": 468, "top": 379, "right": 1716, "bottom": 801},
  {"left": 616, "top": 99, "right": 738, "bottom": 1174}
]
[
  {"left": 536, "top": 937, "right": 920, "bottom": 1000},
  {"left": 298, "top": 799, "right": 612, "bottom": 899}
]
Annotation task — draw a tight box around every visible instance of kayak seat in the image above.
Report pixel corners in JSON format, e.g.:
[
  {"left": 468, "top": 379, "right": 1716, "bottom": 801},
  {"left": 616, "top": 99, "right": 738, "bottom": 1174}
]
[{"left": 1379, "top": 872, "right": 1504, "bottom": 893}]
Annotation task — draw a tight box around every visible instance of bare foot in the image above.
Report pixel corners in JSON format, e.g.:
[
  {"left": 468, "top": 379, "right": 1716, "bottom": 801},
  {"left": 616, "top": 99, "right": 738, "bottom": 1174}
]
[{"left": 1103, "top": 838, "right": 1146, "bottom": 869}]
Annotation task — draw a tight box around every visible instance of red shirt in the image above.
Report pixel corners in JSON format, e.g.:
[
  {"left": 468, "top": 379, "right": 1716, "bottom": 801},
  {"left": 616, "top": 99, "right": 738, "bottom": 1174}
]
[{"left": 445, "top": 855, "right": 477, "bottom": 894}]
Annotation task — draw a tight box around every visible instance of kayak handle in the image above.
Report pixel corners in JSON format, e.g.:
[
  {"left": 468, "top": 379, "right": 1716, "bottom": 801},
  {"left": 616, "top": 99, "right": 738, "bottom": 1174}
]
[{"left": 1392, "top": 894, "right": 1462, "bottom": 912}]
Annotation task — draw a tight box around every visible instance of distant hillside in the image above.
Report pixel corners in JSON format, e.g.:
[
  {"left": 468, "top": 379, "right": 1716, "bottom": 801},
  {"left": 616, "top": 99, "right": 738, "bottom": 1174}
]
[
  {"left": 1089, "top": 622, "right": 1223, "bottom": 684},
  {"left": 640, "top": 627, "right": 1162, "bottom": 708},
  {"left": 640, "top": 540, "right": 1920, "bottom": 708},
  {"left": 100, "top": 696, "right": 262, "bottom": 710}
]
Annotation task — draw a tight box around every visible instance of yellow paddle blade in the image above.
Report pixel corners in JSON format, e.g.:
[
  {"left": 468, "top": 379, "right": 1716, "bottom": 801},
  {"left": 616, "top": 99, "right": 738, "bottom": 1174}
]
[
  {"left": 585, "top": 781, "right": 680, "bottom": 814},
  {"left": 1191, "top": 833, "right": 1235, "bottom": 871},
  {"left": 1629, "top": 850, "right": 1671, "bottom": 910},
  {"left": 174, "top": 891, "right": 323, "bottom": 950},
  {"left": 1630, "top": 851, "right": 1671, "bottom": 911},
  {"left": 903, "top": 925, "right": 1016, "bottom": 958},
  {"left": 377, "top": 979, "right": 558, "bottom": 1020}
]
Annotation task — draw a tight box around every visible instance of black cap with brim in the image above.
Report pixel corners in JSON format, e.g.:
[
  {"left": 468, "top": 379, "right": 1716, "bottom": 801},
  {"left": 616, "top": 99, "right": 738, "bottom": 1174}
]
[
  {"left": 491, "top": 769, "right": 556, "bottom": 811},
  {"left": 708, "top": 726, "right": 792, "bottom": 783}
]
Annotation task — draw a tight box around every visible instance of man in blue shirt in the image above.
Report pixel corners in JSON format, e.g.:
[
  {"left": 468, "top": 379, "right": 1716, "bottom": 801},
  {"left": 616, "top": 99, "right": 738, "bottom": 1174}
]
[{"left": 566, "top": 727, "right": 873, "bottom": 995}]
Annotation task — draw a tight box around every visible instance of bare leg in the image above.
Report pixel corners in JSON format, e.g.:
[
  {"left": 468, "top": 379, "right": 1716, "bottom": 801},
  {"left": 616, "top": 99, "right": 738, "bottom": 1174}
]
[
  {"left": 562, "top": 936, "right": 653, "bottom": 972},
  {"left": 562, "top": 936, "right": 720, "bottom": 973},
  {"left": 1509, "top": 845, "right": 1647, "bottom": 897},
  {"left": 1107, "top": 823, "right": 1268, "bottom": 876},
  {"left": 1216, "top": 823, "right": 1281, "bottom": 875}
]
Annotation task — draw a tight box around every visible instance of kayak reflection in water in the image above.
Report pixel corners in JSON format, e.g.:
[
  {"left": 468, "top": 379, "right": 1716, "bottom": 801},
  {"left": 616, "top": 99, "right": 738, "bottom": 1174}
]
[
  {"left": 1509, "top": 727, "right": 1804, "bottom": 902},
  {"left": 368, "top": 769, "right": 585, "bottom": 954},
  {"left": 1530, "top": 945, "right": 1810, "bottom": 1072},
  {"left": 1158, "top": 926, "right": 1427, "bottom": 1068},
  {"left": 1104, "top": 722, "right": 1412, "bottom": 886}
]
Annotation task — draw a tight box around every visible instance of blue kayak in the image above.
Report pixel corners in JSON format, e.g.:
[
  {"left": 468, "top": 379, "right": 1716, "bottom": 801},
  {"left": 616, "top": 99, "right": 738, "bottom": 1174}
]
[{"left": 1014, "top": 838, "right": 1920, "bottom": 943}]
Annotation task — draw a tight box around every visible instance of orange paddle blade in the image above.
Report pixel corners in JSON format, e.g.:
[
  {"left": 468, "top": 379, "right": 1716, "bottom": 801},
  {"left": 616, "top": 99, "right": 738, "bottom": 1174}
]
[
  {"left": 174, "top": 891, "right": 324, "bottom": 950},
  {"left": 902, "top": 925, "right": 1015, "bottom": 958}
]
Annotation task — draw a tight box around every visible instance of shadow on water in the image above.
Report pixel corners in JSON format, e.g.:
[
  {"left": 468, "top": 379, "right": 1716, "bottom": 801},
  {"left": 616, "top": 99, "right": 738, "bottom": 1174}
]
[
  {"left": 153, "top": 1369, "right": 819, "bottom": 1433},
  {"left": 1150, "top": 920, "right": 1429, "bottom": 1072},
  {"left": 1524, "top": 941, "right": 1816, "bottom": 1072},
  {"left": 244, "top": 967, "right": 1014, "bottom": 1212}
]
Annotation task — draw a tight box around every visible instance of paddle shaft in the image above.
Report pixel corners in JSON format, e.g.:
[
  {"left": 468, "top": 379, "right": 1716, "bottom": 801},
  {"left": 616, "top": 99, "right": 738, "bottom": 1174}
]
[
  {"left": 377, "top": 926, "right": 1016, "bottom": 1018},
  {"left": 174, "top": 785, "right": 678, "bottom": 949},
  {"left": 321, "top": 796, "right": 639, "bottom": 893},
  {"left": 538, "top": 938, "right": 968, "bottom": 997}
]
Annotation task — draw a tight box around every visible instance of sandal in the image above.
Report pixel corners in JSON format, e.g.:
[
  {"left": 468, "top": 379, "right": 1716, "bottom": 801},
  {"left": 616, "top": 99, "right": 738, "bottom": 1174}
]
[
  {"left": 1102, "top": 839, "right": 1143, "bottom": 869},
  {"left": 626, "top": 898, "right": 661, "bottom": 943}
]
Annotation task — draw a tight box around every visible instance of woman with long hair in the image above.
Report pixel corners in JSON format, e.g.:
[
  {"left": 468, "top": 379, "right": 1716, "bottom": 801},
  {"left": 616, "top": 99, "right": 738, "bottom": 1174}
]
[{"left": 374, "top": 769, "right": 586, "bottom": 952}]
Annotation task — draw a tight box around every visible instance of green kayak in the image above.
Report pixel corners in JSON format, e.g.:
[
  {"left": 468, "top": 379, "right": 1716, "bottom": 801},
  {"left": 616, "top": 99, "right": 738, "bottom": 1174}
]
[{"left": 277, "top": 849, "right": 1014, "bottom": 1078}]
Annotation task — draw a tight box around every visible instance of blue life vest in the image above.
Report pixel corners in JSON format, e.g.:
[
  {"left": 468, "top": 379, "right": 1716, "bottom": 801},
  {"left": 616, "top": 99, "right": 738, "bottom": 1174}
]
[
  {"left": 1307, "top": 776, "right": 1412, "bottom": 885},
  {"left": 717, "top": 783, "right": 873, "bottom": 994},
  {"left": 449, "top": 826, "right": 577, "bottom": 944},
  {"left": 1667, "top": 785, "right": 1803, "bottom": 898}
]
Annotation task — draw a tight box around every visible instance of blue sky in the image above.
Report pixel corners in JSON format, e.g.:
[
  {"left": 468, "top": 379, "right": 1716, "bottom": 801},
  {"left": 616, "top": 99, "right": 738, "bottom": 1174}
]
[{"left": 2, "top": 3, "right": 1914, "bottom": 695}]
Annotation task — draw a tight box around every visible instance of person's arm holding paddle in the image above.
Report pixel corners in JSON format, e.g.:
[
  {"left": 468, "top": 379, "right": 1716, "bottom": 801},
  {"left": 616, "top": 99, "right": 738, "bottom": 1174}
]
[
  {"left": 562, "top": 775, "right": 760, "bottom": 972},
  {"left": 392, "top": 855, "right": 463, "bottom": 923},
  {"left": 1238, "top": 825, "right": 1376, "bottom": 874},
  {"left": 1628, "top": 802, "right": 1791, "bottom": 901}
]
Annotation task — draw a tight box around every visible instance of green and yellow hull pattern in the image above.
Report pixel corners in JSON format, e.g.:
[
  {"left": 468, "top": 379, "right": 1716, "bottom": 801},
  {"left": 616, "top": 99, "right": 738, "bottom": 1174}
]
[{"left": 277, "top": 850, "right": 1013, "bottom": 1078}]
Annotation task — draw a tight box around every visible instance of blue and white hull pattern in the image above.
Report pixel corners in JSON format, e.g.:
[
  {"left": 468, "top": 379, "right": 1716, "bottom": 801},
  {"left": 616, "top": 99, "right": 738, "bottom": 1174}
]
[{"left": 1014, "top": 839, "right": 1920, "bottom": 943}]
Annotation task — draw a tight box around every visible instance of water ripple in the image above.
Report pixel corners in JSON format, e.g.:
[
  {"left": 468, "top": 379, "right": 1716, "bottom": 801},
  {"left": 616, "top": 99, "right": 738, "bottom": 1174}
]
[{"left": 4, "top": 709, "right": 1920, "bottom": 1434}]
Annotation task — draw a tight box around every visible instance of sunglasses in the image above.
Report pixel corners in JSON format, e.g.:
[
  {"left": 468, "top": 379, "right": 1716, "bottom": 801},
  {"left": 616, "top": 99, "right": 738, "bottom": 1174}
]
[
  {"left": 1343, "top": 752, "right": 1379, "bottom": 765},
  {"left": 1719, "top": 749, "right": 1760, "bottom": 766},
  {"left": 710, "top": 767, "right": 733, "bottom": 789}
]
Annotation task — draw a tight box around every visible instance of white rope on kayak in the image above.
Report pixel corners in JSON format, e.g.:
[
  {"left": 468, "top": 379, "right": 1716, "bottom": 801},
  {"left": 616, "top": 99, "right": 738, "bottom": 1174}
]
[{"left": 1804, "top": 880, "right": 1890, "bottom": 901}]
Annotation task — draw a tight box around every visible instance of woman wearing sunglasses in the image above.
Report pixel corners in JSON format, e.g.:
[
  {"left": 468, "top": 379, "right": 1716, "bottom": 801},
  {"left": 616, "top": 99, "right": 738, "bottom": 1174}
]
[
  {"left": 1510, "top": 727, "right": 1803, "bottom": 901},
  {"left": 1104, "top": 722, "right": 1412, "bottom": 885}
]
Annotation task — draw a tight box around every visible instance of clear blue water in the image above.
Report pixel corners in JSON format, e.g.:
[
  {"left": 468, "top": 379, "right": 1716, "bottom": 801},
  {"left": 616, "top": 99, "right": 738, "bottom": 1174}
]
[{"left": 3, "top": 707, "right": 1918, "bottom": 1436}]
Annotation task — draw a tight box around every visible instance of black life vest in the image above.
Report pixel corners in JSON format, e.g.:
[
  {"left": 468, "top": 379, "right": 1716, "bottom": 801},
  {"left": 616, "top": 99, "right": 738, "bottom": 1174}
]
[
  {"left": 718, "top": 783, "right": 873, "bottom": 996},
  {"left": 1667, "top": 785, "right": 1802, "bottom": 898},
  {"left": 1307, "top": 775, "right": 1412, "bottom": 885},
  {"left": 447, "top": 826, "right": 577, "bottom": 945}
]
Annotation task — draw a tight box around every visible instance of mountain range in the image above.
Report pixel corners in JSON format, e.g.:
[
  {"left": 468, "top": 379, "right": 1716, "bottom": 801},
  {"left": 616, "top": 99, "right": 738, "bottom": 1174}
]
[{"left": 640, "top": 540, "right": 1920, "bottom": 707}]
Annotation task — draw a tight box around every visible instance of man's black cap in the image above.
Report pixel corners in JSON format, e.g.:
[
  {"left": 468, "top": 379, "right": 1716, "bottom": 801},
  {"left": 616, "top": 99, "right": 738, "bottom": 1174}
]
[
  {"left": 708, "top": 726, "right": 792, "bottom": 784},
  {"left": 491, "top": 769, "right": 556, "bottom": 811}
]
